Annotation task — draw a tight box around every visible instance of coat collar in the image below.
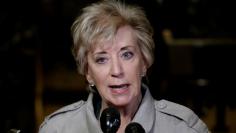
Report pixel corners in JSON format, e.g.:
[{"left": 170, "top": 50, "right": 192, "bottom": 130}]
[
  {"left": 86, "top": 93, "right": 102, "bottom": 133},
  {"left": 132, "top": 84, "right": 155, "bottom": 132}
]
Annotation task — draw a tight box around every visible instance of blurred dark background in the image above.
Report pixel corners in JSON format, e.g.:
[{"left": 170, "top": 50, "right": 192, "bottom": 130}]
[{"left": 1, "top": 0, "right": 236, "bottom": 133}]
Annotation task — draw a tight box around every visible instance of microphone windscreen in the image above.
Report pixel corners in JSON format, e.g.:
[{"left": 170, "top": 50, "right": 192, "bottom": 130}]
[
  {"left": 100, "top": 107, "right": 120, "bottom": 133},
  {"left": 125, "top": 122, "right": 145, "bottom": 133}
]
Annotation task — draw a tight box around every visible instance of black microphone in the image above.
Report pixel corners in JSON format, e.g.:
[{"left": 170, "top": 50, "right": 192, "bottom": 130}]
[
  {"left": 125, "top": 122, "right": 145, "bottom": 133},
  {"left": 100, "top": 107, "right": 121, "bottom": 133}
]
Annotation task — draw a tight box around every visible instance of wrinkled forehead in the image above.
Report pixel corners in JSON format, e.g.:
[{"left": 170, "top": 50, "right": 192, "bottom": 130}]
[{"left": 89, "top": 25, "right": 137, "bottom": 53}]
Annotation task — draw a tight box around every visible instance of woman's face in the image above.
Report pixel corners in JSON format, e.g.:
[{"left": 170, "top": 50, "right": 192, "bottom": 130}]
[{"left": 86, "top": 25, "right": 146, "bottom": 107}]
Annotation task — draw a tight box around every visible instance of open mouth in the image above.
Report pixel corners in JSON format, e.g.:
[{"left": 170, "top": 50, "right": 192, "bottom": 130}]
[
  {"left": 109, "top": 84, "right": 130, "bottom": 94},
  {"left": 109, "top": 84, "right": 129, "bottom": 89}
]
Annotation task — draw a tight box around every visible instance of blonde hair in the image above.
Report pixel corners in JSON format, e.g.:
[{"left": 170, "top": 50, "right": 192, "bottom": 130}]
[{"left": 71, "top": 0, "right": 155, "bottom": 75}]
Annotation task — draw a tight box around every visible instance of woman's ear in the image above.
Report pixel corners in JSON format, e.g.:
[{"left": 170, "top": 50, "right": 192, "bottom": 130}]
[
  {"left": 86, "top": 71, "right": 94, "bottom": 85},
  {"left": 141, "top": 63, "right": 147, "bottom": 77}
]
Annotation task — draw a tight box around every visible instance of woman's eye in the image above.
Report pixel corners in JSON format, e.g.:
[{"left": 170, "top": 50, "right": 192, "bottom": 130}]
[
  {"left": 95, "top": 57, "right": 108, "bottom": 64},
  {"left": 122, "top": 51, "right": 134, "bottom": 60}
]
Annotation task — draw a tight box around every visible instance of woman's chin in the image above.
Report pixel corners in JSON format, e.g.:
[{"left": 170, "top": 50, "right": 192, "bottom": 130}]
[{"left": 109, "top": 97, "right": 131, "bottom": 107}]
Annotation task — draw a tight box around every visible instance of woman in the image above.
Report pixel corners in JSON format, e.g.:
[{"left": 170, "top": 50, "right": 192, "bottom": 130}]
[{"left": 39, "top": 0, "right": 210, "bottom": 133}]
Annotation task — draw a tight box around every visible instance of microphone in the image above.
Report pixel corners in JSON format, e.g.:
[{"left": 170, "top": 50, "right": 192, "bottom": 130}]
[
  {"left": 125, "top": 122, "right": 145, "bottom": 133},
  {"left": 100, "top": 107, "right": 121, "bottom": 133}
]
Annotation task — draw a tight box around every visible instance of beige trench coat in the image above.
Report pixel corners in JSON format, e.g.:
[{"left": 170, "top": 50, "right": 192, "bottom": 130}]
[{"left": 39, "top": 85, "right": 210, "bottom": 133}]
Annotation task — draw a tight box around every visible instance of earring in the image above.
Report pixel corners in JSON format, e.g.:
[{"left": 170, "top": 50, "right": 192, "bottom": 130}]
[
  {"left": 89, "top": 82, "right": 95, "bottom": 87},
  {"left": 141, "top": 73, "right": 146, "bottom": 77},
  {"left": 141, "top": 69, "right": 146, "bottom": 77},
  {"left": 88, "top": 82, "right": 97, "bottom": 92}
]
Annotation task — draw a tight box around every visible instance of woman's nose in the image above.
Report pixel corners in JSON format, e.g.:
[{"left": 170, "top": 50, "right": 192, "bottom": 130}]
[{"left": 110, "top": 59, "right": 124, "bottom": 78}]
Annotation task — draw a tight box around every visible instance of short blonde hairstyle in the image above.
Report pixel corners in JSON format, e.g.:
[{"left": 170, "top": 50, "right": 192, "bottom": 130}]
[{"left": 71, "top": 0, "right": 155, "bottom": 75}]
